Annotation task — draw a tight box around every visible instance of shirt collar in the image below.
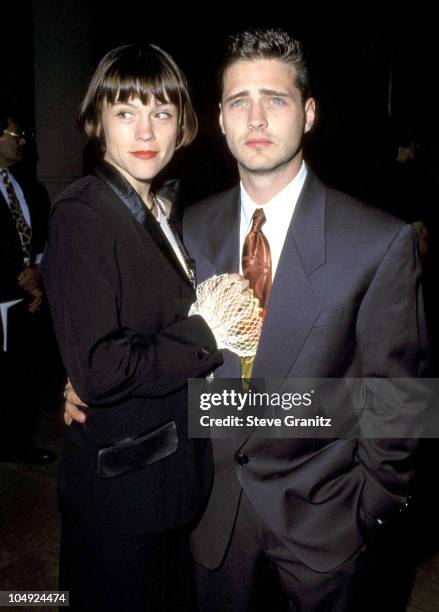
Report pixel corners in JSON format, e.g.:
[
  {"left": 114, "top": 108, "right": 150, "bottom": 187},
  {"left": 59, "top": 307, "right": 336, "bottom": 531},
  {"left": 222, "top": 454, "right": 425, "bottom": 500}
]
[{"left": 240, "top": 161, "right": 307, "bottom": 230}]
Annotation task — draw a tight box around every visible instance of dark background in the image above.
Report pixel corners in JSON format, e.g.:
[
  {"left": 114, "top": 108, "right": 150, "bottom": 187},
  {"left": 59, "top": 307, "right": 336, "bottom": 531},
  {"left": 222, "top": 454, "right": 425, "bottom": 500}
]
[{"left": 2, "top": 5, "right": 438, "bottom": 202}]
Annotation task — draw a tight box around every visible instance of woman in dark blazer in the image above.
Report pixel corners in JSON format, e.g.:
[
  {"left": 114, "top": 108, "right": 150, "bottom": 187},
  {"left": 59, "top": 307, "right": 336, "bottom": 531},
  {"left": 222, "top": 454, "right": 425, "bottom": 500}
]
[{"left": 42, "top": 44, "right": 237, "bottom": 611}]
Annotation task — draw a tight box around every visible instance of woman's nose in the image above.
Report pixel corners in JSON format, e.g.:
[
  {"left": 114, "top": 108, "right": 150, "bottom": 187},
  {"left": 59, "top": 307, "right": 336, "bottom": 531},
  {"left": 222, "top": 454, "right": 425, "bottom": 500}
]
[{"left": 135, "top": 117, "right": 154, "bottom": 141}]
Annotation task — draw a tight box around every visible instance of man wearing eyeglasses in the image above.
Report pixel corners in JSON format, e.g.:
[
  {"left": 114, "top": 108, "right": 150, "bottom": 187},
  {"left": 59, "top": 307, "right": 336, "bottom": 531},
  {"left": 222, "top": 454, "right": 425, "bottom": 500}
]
[{"left": 0, "top": 104, "right": 57, "bottom": 464}]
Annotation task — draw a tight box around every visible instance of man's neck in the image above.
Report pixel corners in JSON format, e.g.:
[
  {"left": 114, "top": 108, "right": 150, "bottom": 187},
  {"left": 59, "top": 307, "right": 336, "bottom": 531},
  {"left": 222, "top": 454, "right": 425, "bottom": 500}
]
[{"left": 239, "top": 156, "right": 303, "bottom": 205}]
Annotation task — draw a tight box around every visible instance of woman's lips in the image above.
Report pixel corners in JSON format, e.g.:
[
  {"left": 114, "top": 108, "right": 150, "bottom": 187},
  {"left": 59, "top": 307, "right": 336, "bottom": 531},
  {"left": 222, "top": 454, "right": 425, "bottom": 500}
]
[{"left": 130, "top": 150, "right": 158, "bottom": 159}]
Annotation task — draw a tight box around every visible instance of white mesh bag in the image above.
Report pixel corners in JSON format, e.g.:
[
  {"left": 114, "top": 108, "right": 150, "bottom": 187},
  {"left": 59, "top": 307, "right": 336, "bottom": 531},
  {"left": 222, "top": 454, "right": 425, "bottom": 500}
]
[{"left": 189, "top": 274, "right": 263, "bottom": 357}]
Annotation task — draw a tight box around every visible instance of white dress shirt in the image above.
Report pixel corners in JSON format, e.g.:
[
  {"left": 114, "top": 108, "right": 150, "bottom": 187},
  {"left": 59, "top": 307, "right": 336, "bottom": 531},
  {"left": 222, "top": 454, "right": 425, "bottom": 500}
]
[
  {"left": 155, "top": 196, "right": 192, "bottom": 280},
  {"left": 239, "top": 162, "right": 308, "bottom": 279}
]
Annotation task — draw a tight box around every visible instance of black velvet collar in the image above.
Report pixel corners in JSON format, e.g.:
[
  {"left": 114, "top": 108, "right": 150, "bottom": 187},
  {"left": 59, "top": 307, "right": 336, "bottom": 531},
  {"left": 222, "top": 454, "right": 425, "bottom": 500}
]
[
  {"left": 94, "top": 160, "right": 148, "bottom": 225},
  {"left": 93, "top": 161, "right": 194, "bottom": 289}
]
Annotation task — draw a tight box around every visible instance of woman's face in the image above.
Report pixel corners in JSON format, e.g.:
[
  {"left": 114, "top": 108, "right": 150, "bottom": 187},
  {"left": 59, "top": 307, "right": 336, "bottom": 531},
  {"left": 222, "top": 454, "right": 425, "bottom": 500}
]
[{"left": 100, "top": 96, "right": 178, "bottom": 192}]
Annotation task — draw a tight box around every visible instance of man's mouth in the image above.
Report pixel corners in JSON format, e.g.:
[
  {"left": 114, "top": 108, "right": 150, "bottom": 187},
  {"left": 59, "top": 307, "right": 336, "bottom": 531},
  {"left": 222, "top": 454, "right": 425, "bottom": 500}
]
[{"left": 245, "top": 139, "right": 273, "bottom": 148}]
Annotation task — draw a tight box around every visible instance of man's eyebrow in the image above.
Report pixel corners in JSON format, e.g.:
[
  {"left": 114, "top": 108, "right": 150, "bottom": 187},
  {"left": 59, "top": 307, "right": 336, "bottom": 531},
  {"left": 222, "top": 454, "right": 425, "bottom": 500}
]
[
  {"left": 224, "top": 89, "right": 292, "bottom": 103},
  {"left": 224, "top": 90, "right": 250, "bottom": 103},
  {"left": 259, "top": 89, "right": 292, "bottom": 97}
]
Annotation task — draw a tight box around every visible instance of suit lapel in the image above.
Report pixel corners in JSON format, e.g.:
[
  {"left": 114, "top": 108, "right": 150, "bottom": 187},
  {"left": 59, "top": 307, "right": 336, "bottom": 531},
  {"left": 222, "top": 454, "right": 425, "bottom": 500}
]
[
  {"left": 0, "top": 185, "right": 25, "bottom": 255},
  {"left": 140, "top": 209, "right": 194, "bottom": 288},
  {"left": 0, "top": 190, "right": 13, "bottom": 221},
  {"left": 202, "top": 186, "right": 241, "bottom": 276},
  {"left": 252, "top": 171, "right": 326, "bottom": 379},
  {"left": 94, "top": 162, "right": 193, "bottom": 289}
]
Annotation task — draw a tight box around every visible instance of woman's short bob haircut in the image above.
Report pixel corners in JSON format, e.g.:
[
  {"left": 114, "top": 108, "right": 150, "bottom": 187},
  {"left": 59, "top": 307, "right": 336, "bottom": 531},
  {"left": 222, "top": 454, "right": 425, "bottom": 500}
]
[{"left": 78, "top": 43, "right": 197, "bottom": 148}]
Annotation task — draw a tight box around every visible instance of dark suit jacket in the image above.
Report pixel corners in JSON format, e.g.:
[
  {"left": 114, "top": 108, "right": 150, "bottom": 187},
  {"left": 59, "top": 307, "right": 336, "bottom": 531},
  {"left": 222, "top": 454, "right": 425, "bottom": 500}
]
[
  {"left": 42, "top": 162, "right": 223, "bottom": 535},
  {"left": 183, "top": 170, "right": 428, "bottom": 572}
]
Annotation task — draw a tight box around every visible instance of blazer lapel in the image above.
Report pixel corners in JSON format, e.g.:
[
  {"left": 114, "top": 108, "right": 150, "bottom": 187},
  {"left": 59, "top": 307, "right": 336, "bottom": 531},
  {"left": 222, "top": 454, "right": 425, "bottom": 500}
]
[
  {"left": 94, "top": 162, "right": 193, "bottom": 289},
  {"left": 252, "top": 171, "right": 326, "bottom": 380},
  {"left": 202, "top": 186, "right": 241, "bottom": 276},
  {"left": 0, "top": 183, "right": 25, "bottom": 256}
]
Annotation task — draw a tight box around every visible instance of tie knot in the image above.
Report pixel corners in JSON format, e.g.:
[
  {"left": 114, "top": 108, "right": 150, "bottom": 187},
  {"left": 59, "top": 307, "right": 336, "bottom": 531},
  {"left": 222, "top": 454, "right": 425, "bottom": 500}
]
[{"left": 251, "top": 208, "right": 266, "bottom": 232}]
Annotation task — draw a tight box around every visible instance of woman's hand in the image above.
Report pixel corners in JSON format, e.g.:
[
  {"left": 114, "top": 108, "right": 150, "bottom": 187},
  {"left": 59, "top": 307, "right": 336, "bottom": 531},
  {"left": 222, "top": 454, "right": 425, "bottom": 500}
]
[{"left": 63, "top": 381, "right": 88, "bottom": 425}]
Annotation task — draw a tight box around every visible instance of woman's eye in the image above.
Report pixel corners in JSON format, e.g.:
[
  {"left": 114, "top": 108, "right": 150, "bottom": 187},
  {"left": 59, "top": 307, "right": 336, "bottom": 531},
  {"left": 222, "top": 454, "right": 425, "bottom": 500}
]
[
  {"left": 155, "top": 111, "right": 171, "bottom": 119},
  {"left": 116, "top": 111, "right": 133, "bottom": 119}
]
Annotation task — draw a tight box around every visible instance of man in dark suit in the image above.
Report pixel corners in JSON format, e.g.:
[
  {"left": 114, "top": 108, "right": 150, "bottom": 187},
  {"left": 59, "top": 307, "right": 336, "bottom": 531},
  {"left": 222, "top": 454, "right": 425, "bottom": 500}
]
[
  {"left": 183, "top": 29, "right": 428, "bottom": 611},
  {"left": 0, "top": 105, "right": 56, "bottom": 463}
]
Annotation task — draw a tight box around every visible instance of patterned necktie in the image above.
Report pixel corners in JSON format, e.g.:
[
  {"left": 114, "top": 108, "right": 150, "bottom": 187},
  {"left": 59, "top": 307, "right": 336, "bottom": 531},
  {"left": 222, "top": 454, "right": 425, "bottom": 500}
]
[
  {"left": 1, "top": 168, "right": 32, "bottom": 264},
  {"left": 241, "top": 208, "right": 272, "bottom": 378}
]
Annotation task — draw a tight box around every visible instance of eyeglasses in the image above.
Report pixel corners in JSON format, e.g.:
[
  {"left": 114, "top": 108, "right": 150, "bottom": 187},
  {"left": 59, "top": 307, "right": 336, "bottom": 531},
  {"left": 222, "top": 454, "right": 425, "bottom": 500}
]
[{"left": 3, "top": 129, "right": 27, "bottom": 140}]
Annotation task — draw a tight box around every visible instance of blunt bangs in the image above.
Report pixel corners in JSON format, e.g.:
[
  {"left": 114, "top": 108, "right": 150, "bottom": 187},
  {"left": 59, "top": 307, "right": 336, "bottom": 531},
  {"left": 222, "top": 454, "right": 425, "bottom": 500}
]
[{"left": 79, "top": 44, "right": 197, "bottom": 148}]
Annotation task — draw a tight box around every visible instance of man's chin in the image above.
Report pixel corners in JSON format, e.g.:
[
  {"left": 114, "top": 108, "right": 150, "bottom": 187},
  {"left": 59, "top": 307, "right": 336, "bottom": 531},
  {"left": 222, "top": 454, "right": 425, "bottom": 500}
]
[{"left": 238, "top": 159, "right": 288, "bottom": 176}]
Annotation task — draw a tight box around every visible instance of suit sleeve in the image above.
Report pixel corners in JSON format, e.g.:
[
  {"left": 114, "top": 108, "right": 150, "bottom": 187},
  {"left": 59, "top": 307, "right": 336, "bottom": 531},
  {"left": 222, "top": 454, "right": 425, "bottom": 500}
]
[
  {"left": 42, "top": 198, "right": 222, "bottom": 405},
  {"left": 355, "top": 223, "right": 429, "bottom": 522}
]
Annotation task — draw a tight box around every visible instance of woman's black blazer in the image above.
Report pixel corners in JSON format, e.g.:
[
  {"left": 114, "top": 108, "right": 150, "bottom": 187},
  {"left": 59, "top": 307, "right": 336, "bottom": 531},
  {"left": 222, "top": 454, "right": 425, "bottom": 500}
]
[{"left": 43, "top": 162, "right": 222, "bottom": 534}]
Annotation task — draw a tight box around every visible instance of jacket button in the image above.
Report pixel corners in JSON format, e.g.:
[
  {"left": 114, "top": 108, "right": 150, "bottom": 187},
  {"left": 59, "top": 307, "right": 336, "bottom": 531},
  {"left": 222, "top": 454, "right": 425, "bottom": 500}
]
[{"left": 236, "top": 453, "right": 249, "bottom": 466}]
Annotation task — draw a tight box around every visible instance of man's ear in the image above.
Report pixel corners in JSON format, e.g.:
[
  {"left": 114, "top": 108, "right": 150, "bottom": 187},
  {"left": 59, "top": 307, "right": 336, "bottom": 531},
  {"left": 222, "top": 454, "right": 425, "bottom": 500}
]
[
  {"left": 304, "top": 97, "right": 316, "bottom": 133},
  {"left": 219, "top": 103, "right": 225, "bottom": 135}
]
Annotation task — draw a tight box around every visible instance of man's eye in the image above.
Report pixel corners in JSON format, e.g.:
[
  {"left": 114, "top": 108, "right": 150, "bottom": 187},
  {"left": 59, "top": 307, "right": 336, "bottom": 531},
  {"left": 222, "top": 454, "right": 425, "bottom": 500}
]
[
  {"left": 270, "top": 97, "right": 285, "bottom": 106},
  {"left": 231, "top": 99, "right": 247, "bottom": 108}
]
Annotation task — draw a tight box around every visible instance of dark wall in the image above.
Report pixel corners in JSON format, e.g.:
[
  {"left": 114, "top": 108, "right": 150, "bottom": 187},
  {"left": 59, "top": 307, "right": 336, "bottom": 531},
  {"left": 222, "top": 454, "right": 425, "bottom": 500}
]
[
  {"left": 1, "top": 6, "right": 34, "bottom": 121},
  {"left": 2, "top": 5, "right": 437, "bottom": 202},
  {"left": 1, "top": 3, "right": 35, "bottom": 176},
  {"left": 84, "top": 10, "right": 437, "bottom": 202}
]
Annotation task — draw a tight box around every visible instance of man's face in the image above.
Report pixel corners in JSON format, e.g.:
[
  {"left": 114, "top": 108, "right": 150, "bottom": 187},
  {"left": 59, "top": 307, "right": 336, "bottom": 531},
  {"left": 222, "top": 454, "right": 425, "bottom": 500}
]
[
  {"left": 219, "top": 59, "right": 315, "bottom": 179},
  {"left": 0, "top": 119, "right": 25, "bottom": 167}
]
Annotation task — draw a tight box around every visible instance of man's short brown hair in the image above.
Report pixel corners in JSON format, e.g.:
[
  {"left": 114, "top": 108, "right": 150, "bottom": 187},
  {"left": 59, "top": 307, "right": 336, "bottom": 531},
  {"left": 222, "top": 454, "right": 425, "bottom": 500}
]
[{"left": 219, "top": 28, "right": 311, "bottom": 102}]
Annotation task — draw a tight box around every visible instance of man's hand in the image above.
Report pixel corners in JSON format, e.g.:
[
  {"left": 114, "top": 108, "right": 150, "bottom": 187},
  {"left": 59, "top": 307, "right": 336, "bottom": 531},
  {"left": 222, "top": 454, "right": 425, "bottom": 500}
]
[
  {"left": 28, "top": 288, "right": 43, "bottom": 313},
  {"left": 18, "top": 264, "right": 42, "bottom": 292},
  {"left": 18, "top": 265, "right": 44, "bottom": 312},
  {"left": 64, "top": 383, "right": 88, "bottom": 425}
]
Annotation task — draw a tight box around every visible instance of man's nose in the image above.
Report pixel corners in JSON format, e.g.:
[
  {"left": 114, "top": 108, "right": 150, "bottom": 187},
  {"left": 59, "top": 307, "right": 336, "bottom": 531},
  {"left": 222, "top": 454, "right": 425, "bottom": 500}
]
[{"left": 247, "top": 103, "right": 267, "bottom": 130}]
